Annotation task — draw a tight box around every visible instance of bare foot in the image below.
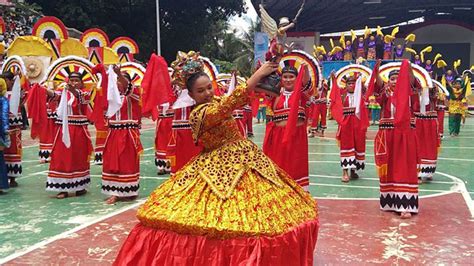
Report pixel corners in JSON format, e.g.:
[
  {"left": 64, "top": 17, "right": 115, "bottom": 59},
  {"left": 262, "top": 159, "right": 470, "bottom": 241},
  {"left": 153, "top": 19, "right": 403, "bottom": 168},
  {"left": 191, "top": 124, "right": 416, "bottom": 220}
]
[
  {"left": 56, "top": 192, "right": 68, "bottom": 199},
  {"left": 341, "top": 175, "right": 350, "bottom": 183},
  {"left": 400, "top": 212, "right": 412, "bottom": 219},
  {"left": 106, "top": 196, "right": 118, "bottom": 204}
]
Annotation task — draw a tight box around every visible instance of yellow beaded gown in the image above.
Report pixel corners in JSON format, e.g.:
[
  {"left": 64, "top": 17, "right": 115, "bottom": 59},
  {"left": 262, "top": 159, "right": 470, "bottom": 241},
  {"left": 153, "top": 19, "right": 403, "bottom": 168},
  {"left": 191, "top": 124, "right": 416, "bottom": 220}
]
[{"left": 114, "top": 85, "right": 319, "bottom": 266}]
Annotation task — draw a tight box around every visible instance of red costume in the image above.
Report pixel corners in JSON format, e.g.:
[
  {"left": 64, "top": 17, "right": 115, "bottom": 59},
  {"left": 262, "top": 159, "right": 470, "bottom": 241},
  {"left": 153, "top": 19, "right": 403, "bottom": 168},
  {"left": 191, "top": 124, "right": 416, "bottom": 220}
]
[
  {"left": 415, "top": 89, "right": 440, "bottom": 181},
  {"left": 264, "top": 83, "right": 312, "bottom": 191},
  {"left": 38, "top": 97, "right": 60, "bottom": 163},
  {"left": 101, "top": 84, "right": 142, "bottom": 197},
  {"left": 336, "top": 90, "right": 367, "bottom": 171},
  {"left": 310, "top": 83, "right": 328, "bottom": 134},
  {"left": 374, "top": 65, "right": 420, "bottom": 214},
  {"left": 5, "top": 90, "right": 26, "bottom": 179},
  {"left": 436, "top": 95, "right": 447, "bottom": 138},
  {"left": 167, "top": 106, "right": 202, "bottom": 175},
  {"left": 232, "top": 109, "right": 247, "bottom": 137},
  {"left": 94, "top": 121, "right": 108, "bottom": 164},
  {"left": 154, "top": 104, "right": 174, "bottom": 174},
  {"left": 243, "top": 104, "right": 253, "bottom": 136},
  {"left": 46, "top": 89, "right": 93, "bottom": 192}
]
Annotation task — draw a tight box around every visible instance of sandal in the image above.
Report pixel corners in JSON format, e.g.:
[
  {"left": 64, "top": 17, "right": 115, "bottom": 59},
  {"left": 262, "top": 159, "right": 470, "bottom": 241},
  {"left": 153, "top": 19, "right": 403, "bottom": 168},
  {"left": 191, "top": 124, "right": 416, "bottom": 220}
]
[
  {"left": 56, "top": 192, "right": 68, "bottom": 199},
  {"left": 350, "top": 171, "right": 359, "bottom": 179}
]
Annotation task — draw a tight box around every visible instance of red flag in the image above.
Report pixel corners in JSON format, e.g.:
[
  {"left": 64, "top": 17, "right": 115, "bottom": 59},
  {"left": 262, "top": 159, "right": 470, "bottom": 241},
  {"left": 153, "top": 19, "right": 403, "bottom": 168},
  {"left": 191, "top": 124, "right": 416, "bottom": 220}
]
[
  {"left": 282, "top": 67, "right": 306, "bottom": 144},
  {"left": 329, "top": 75, "right": 345, "bottom": 125},
  {"left": 393, "top": 60, "right": 411, "bottom": 131},
  {"left": 26, "top": 84, "right": 47, "bottom": 139},
  {"left": 141, "top": 54, "right": 172, "bottom": 120},
  {"left": 90, "top": 64, "right": 108, "bottom": 128},
  {"left": 366, "top": 60, "right": 381, "bottom": 99}
]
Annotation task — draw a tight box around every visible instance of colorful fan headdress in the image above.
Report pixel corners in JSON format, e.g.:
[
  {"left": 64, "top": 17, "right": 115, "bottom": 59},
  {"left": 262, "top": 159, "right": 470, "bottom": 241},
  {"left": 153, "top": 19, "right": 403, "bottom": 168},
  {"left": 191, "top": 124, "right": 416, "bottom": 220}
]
[{"left": 170, "top": 51, "right": 204, "bottom": 89}]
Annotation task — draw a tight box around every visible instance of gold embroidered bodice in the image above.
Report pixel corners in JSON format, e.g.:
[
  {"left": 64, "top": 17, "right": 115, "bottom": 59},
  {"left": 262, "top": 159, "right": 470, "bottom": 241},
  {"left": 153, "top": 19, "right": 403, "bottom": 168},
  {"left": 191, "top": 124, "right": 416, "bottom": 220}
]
[{"left": 167, "top": 85, "right": 284, "bottom": 200}]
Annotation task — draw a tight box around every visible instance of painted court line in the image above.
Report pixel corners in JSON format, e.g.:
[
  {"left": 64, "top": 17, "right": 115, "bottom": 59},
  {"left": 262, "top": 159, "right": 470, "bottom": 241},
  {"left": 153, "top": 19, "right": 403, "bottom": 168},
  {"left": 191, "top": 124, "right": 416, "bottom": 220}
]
[
  {"left": 310, "top": 182, "right": 448, "bottom": 193},
  {"left": 254, "top": 142, "right": 474, "bottom": 149},
  {"left": 0, "top": 200, "right": 144, "bottom": 264},
  {"left": 310, "top": 174, "right": 455, "bottom": 185},
  {"left": 308, "top": 152, "right": 474, "bottom": 163}
]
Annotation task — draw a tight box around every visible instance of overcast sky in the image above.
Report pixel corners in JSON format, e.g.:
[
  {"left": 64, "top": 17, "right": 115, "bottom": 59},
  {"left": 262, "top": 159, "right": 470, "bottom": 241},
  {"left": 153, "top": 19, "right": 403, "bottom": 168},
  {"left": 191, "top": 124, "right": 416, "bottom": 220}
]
[{"left": 228, "top": 0, "right": 258, "bottom": 36}]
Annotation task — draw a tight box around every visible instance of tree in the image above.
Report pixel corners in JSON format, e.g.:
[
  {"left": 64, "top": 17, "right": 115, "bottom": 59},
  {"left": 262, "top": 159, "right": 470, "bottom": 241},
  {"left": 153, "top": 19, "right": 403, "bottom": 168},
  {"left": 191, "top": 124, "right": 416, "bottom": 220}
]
[{"left": 27, "top": 0, "right": 246, "bottom": 62}]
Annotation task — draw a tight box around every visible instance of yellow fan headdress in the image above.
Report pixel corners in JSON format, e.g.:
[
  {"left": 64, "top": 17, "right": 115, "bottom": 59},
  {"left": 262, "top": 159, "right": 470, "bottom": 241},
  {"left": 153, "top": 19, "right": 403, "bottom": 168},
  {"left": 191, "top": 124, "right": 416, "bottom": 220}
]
[
  {"left": 437, "top": 59, "right": 447, "bottom": 69},
  {"left": 330, "top": 38, "right": 335, "bottom": 49},
  {"left": 405, "top": 33, "right": 416, "bottom": 42},
  {"left": 433, "top": 53, "right": 442, "bottom": 65},
  {"left": 364, "top": 26, "right": 371, "bottom": 39},
  {"left": 376, "top": 26, "right": 383, "bottom": 37},
  {"left": 405, "top": 47, "right": 417, "bottom": 55},
  {"left": 391, "top": 26, "right": 399, "bottom": 37},
  {"left": 339, "top": 33, "right": 345, "bottom": 47},
  {"left": 351, "top": 30, "right": 357, "bottom": 42},
  {"left": 420, "top": 46, "right": 432, "bottom": 63}
]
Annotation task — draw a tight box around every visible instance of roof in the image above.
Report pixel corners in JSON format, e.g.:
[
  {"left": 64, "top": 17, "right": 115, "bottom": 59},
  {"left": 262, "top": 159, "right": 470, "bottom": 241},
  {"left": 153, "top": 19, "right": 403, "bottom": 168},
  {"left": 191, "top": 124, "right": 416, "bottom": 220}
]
[{"left": 251, "top": 0, "right": 474, "bottom": 33}]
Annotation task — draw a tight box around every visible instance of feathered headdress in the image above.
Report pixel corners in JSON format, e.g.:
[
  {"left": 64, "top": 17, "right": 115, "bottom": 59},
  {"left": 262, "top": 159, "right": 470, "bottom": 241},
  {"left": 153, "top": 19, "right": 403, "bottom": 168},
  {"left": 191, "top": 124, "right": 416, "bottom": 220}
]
[{"left": 170, "top": 51, "right": 204, "bottom": 89}]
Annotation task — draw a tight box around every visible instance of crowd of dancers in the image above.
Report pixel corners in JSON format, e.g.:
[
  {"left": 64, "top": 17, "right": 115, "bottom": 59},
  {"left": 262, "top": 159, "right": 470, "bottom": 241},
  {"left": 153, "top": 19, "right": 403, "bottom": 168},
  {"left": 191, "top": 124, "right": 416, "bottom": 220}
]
[{"left": 0, "top": 14, "right": 472, "bottom": 265}]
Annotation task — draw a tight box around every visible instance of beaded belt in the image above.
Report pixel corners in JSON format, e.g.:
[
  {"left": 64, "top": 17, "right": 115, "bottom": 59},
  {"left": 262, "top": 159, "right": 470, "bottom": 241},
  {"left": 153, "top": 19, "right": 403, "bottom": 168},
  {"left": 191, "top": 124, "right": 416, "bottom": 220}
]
[
  {"left": 109, "top": 122, "right": 140, "bottom": 129},
  {"left": 343, "top": 107, "right": 355, "bottom": 116},
  {"left": 56, "top": 116, "right": 89, "bottom": 126},
  {"left": 172, "top": 121, "right": 191, "bottom": 129},
  {"left": 414, "top": 112, "right": 437, "bottom": 119},
  {"left": 271, "top": 112, "right": 306, "bottom": 122},
  {"left": 314, "top": 99, "right": 327, "bottom": 104},
  {"left": 158, "top": 112, "right": 174, "bottom": 118},
  {"left": 379, "top": 118, "right": 416, "bottom": 129},
  {"left": 379, "top": 119, "right": 395, "bottom": 129}
]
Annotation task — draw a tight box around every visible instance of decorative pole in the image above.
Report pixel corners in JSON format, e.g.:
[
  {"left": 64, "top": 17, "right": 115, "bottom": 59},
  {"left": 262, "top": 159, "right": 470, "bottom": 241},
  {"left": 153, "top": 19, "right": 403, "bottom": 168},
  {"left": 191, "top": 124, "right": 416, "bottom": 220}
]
[{"left": 156, "top": 0, "right": 161, "bottom": 55}]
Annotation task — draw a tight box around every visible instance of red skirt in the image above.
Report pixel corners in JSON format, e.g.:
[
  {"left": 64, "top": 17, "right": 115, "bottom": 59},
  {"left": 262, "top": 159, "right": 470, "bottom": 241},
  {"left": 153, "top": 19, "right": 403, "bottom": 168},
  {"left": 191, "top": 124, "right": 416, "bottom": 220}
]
[
  {"left": 263, "top": 122, "right": 309, "bottom": 190},
  {"left": 374, "top": 119, "right": 418, "bottom": 213},
  {"left": 46, "top": 123, "right": 93, "bottom": 192},
  {"left": 39, "top": 116, "right": 59, "bottom": 163},
  {"left": 415, "top": 113, "right": 439, "bottom": 180},
  {"left": 154, "top": 117, "right": 173, "bottom": 171},
  {"left": 167, "top": 128, "right": 202, "bottom": 175},
  {"left": 336, "top": 115, "right": 366, "bottom": 170},
  {"left": 310, "top": 103, "right": 327, "bottom": 130},
  {"left": 114, "top": 220, "right": 319, "bottom": 266},
  {"left": 102, "top": 125, "right": 143, "bottom": 197},
  {"left": 244, "top": 110, "right": 253, "bottom": 134},
  {"left": 94, "top": 123, "right": 108, "bottom": 164},
  {"left": 235, "top": 118, "right": 247, "bottom": 137},
  {"left": 4, "top": 127, "right": 22, "bottom": 178}
]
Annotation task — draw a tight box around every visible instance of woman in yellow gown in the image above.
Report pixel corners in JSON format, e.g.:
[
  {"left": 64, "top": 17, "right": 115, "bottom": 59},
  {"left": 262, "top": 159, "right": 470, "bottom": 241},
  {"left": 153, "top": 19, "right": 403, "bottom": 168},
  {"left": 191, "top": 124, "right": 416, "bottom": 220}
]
[{"left": 114, "top": 54, "right": 319, "bottom": 266}]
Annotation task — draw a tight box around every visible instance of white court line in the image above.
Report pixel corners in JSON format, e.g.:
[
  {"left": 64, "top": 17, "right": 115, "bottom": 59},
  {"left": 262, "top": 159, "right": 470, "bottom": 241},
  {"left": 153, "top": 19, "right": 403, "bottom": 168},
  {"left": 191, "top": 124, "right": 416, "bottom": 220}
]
[
  {"left": 90, "top": 175, "right": 168, "bottom": 181},
  {"left": 0, "top": 200, "right": 144, "bottom": 264},
  {"left": 307, "top": 152, "right": 474, "bottom": 163},
  {"left": 436, "top": 172, "right": 474, "bottom": 218},
  {"left": 309, "top": 160, "right": 474, "bottom": 216},
  {"left": 310, "top": 174, "right": 455, "bottom": 185},
  {"left": 311, "top": 182, "right": 449, "bottom": 193},
  {"left": 254, "top": 142, "right": 474, "bottom": 149}
]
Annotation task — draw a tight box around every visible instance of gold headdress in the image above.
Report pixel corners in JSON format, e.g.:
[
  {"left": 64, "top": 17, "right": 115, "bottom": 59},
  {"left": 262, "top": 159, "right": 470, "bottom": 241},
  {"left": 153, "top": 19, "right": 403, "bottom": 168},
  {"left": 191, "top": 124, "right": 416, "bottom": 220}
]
[{"left": 170, "top": 51, "right": 204, "bottom": 88}]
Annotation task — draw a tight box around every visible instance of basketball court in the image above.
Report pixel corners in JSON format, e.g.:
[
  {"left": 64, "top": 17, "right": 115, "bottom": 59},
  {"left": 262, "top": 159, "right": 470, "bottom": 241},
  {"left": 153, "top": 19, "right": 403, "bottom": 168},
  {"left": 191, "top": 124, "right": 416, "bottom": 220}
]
[{"left": 0, "top": 117, "right": 473, "bottom": 265}]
